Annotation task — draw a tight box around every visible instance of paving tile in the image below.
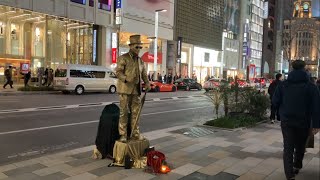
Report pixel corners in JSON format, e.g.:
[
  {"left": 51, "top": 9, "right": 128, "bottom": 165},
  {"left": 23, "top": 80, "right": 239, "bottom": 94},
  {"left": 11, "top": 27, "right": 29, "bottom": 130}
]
[
  {"left": 66, "top": 157, "right": 96, "bottom": 167},
  {"left": 95, "top": 172, "right": 127, "bottom": 180},
  {"left": 89, "top": 165, "right": 123, "bottom": 177},
  {"left": 229, "top": 151, "right": 254, "bottom": 160},
  {"left": 224, "top": 164, "right": 252, "bottom": 176},
  {"left": 70, "top": 151, "right": 93, "bottom": 159},
  {"left": 171, "top": 163, "right": 202, "bottom": 176},
  {"left": 3, "top": 172, "right": 41, "bottom": 180},
  {"left": 191, "top": 157, "right": 218, "bottom": 167},
  {"left": 151, "top": 172, "right": 183, "bottom": 180},
  {"left": 181, "top": 144, "right": 207, "bottom": 153},
  {"left": 208, "top": 172, "right": 239, "bottom": 180},
  {"left": 33, "top": 163, "right": 73, "bottom": 176},
  {"left": 179, "top": 172, "right": 209, "bottom": 180},
  {"left": 259, "top": 146, "right": 282, "bottom": 153},
  {"left": 250, "top": 161, "right": 278, "bottom": 175},
  {"left": 241, "top": 145, "right": 263, "bottom": 153},
  {"left": 236, "top": 171, "right": 266, "bottom": 180},
  {"left": 0, "top": 164, "right": 17, "bottom": 173},
  {"left": 64, "top": 172, "right": 97, "bottom": 180},
  {"left": 241, "top": 157, "right": 264, "bottom": 167},
  {"left": 150, "top": 136, "right": 176, "bottom": 145},
  {"left": 223, "top": 157, "right": 264, "bottom": 176},
  {"left": 0, "top": 172, "right": 8, "bottom": 179},
  {"left": 62, "top": 160, "right": 107, "bottom": 176},
  {"left": 198, "top": 164, "right": 228, "bottom": 176},
  {"left": 40, "top": 157, "right": 76, "bottom": 167},
  {"left": 264, "top": 170, "right": 286, "bottom": 180},
  {"left": 3, "top": 163, "right": 46, "bottom": 176},
  {"left": 117, "top": 168, "right": 144, "bottom": 177},
  {"left": 215, "top": 157, "right": 242, "bottom": 168},
  {"left": 208, "top": 150, "right": 231, "bottom": 159},
  {"left": 213, "top": 141, "right": 234, "bottom": 148},
  {"left": 122, "top": 173, "right": 156, "bottom": 180},
  {"left": 38, "top": 172, "right": 69, "bottom": 180}
]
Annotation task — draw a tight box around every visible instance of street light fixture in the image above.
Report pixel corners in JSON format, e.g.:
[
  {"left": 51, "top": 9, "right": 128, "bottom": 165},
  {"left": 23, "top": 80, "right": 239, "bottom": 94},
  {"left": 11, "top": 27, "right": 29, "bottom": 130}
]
[{"left": 153, "top": 9, "right": 167, "bottom": 81}]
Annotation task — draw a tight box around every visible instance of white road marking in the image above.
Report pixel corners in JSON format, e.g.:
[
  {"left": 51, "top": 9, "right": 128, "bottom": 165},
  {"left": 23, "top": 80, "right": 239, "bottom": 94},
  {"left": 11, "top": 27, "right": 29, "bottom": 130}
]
[
  {"left": 0, "top": 96, "right": 206, "bottom": 114},
  {"left": 0, "top": 106, "right": 210, "bottom": 136}
]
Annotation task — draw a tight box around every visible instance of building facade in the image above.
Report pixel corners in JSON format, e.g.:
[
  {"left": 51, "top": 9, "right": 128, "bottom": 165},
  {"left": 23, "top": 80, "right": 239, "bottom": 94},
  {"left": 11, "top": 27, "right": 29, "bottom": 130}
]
[
  {"left": 261, "top": 0, "right": 276, "bottom": 76},
  {"left": 115, "top": 0, "right": 175, "bottom": 77},
  {"left": 283, "top": 0, "right": 320, "bottom": 77},
  {"left": 0, "top": 0, "right": 114, "bottom": 83},
  {"left": 175, "top": 0, "right": 224, "bottom": 83},
  {"left": 221, "top": 0, "right": 241, "bottom": 79}
]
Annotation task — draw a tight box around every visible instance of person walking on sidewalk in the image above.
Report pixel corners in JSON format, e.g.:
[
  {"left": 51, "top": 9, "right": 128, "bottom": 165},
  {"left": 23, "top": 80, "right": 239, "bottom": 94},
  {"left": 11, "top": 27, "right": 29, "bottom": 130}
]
[
  {"left": 24, "top": 70, "right": 31, "bottom": 87},
  {"left": 272, "top": 60, "right": 320, "bottom": 180},
  {"left": 3, "top": 65, "right": 13, "bottom": 89},
  {"left": 268, "top": 73, "right": 283, "bottom": 123}
]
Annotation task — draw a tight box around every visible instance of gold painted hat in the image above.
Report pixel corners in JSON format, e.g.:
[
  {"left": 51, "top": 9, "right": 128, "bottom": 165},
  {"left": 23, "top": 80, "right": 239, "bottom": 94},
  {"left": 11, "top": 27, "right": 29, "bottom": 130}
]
[{"left": 129, "top": 35, "right": 143, "bottom": 45}]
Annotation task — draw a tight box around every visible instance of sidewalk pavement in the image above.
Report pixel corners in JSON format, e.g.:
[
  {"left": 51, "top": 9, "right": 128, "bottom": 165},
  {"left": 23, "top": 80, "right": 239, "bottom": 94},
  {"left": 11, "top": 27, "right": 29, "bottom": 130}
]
[
  {"left": 0, "top": 123, "right": 319, "bottom": 180},
  {"left": 0, "top": 84, "right": 56, "bottom": 96}
]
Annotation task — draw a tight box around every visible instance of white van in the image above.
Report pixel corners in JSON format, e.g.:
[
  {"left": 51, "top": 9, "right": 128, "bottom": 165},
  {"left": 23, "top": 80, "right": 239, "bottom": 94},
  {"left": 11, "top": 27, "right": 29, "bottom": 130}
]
[{"left": 54, "top": 64, "right": 117, "bottom": 95}]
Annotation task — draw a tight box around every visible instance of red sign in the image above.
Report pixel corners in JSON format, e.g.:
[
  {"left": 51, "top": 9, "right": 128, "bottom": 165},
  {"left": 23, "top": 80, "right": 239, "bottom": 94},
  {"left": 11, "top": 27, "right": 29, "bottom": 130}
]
[
  {"left": 20, "top": 63, "right": 30, "bottom": 74},
  {"left": 141, "top": 52, "right": 162, "bottom": 64},
  {"left": 112, "top": 48, "right": 117, "bottom": 63}
]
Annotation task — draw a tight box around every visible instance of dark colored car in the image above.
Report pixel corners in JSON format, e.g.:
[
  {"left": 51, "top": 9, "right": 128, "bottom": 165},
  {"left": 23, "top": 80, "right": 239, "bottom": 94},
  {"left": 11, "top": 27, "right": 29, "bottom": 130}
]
[{"left": 174, "top": 78, "right": 202, "bottom": 91}]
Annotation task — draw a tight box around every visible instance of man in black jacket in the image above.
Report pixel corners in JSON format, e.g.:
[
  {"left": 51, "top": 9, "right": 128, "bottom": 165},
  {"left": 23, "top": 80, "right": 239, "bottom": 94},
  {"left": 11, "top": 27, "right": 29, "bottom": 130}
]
[
  {"left": 268, "top": 73, "right": 283, "bottom": 123},
  {"left": 272, "top": 60, "right": 320, "bottom": 180}
]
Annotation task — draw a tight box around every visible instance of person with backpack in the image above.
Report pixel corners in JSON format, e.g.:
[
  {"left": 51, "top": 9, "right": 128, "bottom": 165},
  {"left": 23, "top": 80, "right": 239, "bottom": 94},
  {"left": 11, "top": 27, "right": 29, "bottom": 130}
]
[
  {"left": 268, "top": 73, "right": 283, "bottom": 123},
  {"left": 272, "top": 60, "right": 320, "bottom": 180},
  {"left": 3, "top": 66, "right": 13, "bottom": 89}
]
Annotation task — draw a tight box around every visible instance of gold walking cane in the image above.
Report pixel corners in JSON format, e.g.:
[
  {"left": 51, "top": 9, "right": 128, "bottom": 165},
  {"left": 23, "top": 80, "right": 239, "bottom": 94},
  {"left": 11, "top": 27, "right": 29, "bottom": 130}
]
[{"left": 130, "top": 91, "right": 147, "bottom": 139}]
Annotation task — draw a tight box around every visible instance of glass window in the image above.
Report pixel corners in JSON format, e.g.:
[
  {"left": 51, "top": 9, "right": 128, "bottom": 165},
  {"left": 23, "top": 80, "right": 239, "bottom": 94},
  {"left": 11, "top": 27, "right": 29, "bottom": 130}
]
[
  {"left": 55, "top": 69, "right": 67, "bottom": 77},
  {"left": 71, "top": 0, "right": 86, "bottom": 5},
  {"left": 91, "top": 71, "right": 106, "bottom": 78},
  {"left": 98, "top": 0, "right": 111, "bottom": 11},
  {"left": 70, "top": 69, "right": 92, "bottom": 78},
  {"left": 89, "top": 0, "right": 94, "bottom": 6}
]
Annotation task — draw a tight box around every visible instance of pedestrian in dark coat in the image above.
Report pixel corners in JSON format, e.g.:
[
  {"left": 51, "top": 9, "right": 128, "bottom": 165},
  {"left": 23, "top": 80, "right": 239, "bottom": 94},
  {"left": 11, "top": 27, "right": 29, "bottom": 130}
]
[
  {"left": 24, "top": 71, "right": 31, "bottom": 87},
  {"left": 272, "top": 60, "right": 320, "bottom": 180},
  {"left": 268, "top": 73, "right": 283, "bottom": 123}
]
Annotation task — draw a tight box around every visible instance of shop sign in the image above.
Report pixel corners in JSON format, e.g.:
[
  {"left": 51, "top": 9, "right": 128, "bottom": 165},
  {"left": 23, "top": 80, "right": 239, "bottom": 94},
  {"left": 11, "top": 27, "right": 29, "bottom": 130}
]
[
  {"left": 177, "top": 37, "right": 182, "bottom": 58},
  {"left": 93, "top": 29, "right": 97, "bottom": 63},
  {"left": 115, "top": 0, "right": 122, "bottom": 25},
  {"left": 20, "top": 63, "right": 30, "bottom": 74},
  {"left": 116, "top": 0, "right": 122, "bottom": 8},
  {"left": 112, "top": 48, "right": 117, "bottom": 64},
  {"left": 112, "top": 33, "right": 118, "bottom": 64}
]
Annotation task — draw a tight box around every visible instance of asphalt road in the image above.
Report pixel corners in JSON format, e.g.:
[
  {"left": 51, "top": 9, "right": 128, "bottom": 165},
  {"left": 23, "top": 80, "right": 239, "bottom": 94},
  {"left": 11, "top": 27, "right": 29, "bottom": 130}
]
[{"left": 0, "top": 91, "right": 213, "bottom": 165}]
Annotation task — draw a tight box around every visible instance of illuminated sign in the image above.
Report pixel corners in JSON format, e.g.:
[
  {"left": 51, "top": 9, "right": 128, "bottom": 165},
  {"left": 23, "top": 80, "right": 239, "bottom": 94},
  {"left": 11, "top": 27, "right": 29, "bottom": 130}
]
[
  {"left": 177, "top": 37, "right": 182, "bottom": 58},
  {"left": 93, "top": 30, "right": 97, "bottom": 63},
  {"left": 115, "top": 0, "right": 122, "bottom": 8},
  {"left": 263, "top": 1, "right": 269, "bottom": 19},
  {"left": 112, "top": 33, "right": 118, "bottom": 63}
]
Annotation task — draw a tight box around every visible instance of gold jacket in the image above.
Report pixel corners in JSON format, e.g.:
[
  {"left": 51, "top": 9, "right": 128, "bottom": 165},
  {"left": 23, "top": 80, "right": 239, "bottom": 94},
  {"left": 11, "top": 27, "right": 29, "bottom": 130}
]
[{"left": 116, "top": 52, "right": 149, "bottom": 94}]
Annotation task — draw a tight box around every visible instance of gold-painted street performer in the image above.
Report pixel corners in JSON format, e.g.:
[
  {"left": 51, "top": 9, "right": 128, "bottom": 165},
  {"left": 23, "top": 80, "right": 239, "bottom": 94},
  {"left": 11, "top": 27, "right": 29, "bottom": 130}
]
[{"left": 116, "top": 35, "right": 151, "bottom": 143}]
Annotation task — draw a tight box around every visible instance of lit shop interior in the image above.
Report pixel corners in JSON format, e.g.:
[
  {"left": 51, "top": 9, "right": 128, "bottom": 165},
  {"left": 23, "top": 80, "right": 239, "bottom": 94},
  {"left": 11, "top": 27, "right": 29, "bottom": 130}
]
[{"left": 0, "top": 5, "right": 95, "bottom": 83}]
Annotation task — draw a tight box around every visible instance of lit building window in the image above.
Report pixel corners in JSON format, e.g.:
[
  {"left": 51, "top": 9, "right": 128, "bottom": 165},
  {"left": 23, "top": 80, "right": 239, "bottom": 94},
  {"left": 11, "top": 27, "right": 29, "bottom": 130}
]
[
  {"left": 98, "top": 0, "right": 111, "bottom": 11},
  {"left": 71, "top": 0, "right": 86, "bottom": 5}
]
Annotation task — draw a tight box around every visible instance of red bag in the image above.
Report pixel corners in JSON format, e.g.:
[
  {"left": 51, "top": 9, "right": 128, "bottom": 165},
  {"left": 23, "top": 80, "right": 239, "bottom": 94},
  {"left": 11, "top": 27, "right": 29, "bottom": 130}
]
[{"left": 146, "top": 150, "right": 166, "bottom": 173}]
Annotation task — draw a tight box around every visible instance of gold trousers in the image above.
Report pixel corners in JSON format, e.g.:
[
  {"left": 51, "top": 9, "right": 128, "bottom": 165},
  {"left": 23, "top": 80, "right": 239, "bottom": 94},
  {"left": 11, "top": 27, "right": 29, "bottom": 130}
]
[{"left": 119, "top": 94, "right": 141, "bottom": 137}]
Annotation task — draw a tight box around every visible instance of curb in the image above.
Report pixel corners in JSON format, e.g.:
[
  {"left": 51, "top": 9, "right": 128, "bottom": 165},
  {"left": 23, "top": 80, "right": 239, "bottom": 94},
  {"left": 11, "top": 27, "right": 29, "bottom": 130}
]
[{"left": 0, "top": 91, "right": 59, "bottom": 96}]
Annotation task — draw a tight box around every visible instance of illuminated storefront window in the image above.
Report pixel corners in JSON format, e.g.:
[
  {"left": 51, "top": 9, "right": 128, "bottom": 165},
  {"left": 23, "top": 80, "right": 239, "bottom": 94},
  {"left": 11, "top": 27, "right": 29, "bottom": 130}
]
[{"left": 0, "top": 5, "right": 96, "bottom": 82}]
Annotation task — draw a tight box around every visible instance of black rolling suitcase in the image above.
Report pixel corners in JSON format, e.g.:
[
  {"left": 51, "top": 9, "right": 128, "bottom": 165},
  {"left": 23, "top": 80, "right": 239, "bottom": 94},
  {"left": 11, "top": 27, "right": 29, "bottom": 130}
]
[{"left": 95, "top": 103, "right": 120, "bottom": 159}]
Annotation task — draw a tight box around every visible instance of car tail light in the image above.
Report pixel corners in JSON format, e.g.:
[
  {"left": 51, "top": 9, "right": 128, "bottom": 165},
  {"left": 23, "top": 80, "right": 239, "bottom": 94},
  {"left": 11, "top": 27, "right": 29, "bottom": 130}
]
[{"left": 65, "top": 78, "right": 69, "bottom": 85}]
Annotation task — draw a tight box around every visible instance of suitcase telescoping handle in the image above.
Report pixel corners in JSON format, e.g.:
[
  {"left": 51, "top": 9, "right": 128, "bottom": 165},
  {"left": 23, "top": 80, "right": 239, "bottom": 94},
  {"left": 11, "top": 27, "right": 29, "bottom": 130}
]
[{"left": 130, "top": 91, "right": 147, "bottom": 139}]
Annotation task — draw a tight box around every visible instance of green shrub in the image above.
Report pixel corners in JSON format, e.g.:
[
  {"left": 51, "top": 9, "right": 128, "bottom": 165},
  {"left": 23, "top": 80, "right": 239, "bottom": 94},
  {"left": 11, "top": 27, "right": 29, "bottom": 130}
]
[
  {"left": 204, "top": 114, "right": 260, "bottom": 129},
  {"left": 18, "top": 86, "right": 55, "bottom": 91}
]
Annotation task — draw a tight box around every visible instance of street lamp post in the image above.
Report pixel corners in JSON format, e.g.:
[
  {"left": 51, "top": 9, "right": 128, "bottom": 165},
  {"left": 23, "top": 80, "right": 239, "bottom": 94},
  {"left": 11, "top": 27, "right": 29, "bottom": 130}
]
[{"left": 154, "top": 9, "right": 167, "bottom": 81}]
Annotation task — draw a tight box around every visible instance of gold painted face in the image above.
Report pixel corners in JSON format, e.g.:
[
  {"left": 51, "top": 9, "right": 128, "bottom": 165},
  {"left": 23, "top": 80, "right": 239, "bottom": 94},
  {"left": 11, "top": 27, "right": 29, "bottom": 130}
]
[{"left": 130, "top": 44, "right": 142, "bottom": 56}]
